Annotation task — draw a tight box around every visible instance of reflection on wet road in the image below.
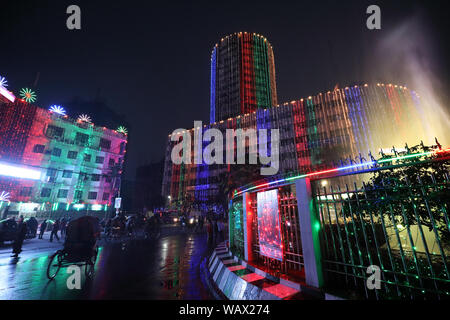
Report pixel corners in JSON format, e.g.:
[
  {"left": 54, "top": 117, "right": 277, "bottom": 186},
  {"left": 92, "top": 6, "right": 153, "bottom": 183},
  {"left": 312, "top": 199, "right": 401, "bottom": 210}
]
[{"left": 0, "top": 232, "right": 214, "bottom": 300}]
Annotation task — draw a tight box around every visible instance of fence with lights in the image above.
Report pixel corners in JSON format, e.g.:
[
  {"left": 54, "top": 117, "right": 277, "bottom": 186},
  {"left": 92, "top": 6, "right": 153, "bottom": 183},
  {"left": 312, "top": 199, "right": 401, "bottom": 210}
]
[{"left": 229, "top": 142, "right": 450, "bottom": 299}]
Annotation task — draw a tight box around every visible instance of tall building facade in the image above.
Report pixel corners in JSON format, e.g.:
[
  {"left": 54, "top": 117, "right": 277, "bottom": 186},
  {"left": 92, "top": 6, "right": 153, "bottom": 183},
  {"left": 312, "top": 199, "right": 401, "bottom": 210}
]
[
  {"left": 0, "top": 99, "right": 128, "bottom": 217},
  {"left": 162, "top": 32, "right": 435, "bottom": 207},
  {"left": 210, "top": 32, "right": 277, "bottom": 123}
]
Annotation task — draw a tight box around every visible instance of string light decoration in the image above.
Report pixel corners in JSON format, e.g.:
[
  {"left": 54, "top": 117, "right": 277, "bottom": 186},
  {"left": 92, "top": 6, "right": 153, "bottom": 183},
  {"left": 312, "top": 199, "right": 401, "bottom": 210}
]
[
  {"left": 256, "top": 189, "right": 283, "bottom": 261},
  {"left": 210, "top": 32, "right": 277, "bottom": 123},
  {"left": 0, "top": 100, "right": 128, "bottom": 211},
  {"left": 0, "top": 191, "right": 10, "bottom": 202},
  {"left": 19, "top": 88, "right": 37, "bottom": 103},
  {"left": 77, "top": 114, "right": 92, "bottom": 123},
  {"left": 0, "top": 75, "right": 8, "bottom": 87},
  {"left": 49, "top": 105, "right": 66, "bottom": 115},
  {"left": 117, "top": 126, "right": 128, "bottom": 135}
]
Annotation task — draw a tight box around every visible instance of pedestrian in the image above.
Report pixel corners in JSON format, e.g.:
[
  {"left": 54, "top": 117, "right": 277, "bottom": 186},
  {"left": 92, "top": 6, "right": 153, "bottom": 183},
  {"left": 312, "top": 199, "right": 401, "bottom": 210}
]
[
  {"left": 206, "top": 219, "right": 213, "bottom": 246},
  {"left": 218, "top": 219, "right": 226, "bottom": 243},
  {"left": 154, "top": 213, "right": 161, "bottom": 235},
  {"left": 198, "top": 215, "right": 204, "bottom": 233},
  {"left": 60, "top": 218, "right": 67, "bottom": 236},
  {"left": 39, "top": 219, "right": 47, "bottom": 239},
  {"left": 50, "top": 219, "right": 60, "bottom": 242},
  {"left": 11, "top": 220, "right": 27, "bottom": 258},
  {"left": 220, "top": 219, "right": 227, "bottom": 241},
  {"left": 126, "top": 216, "right": 134, "bottom": 237},
  {"left": 105, "top": 218, "right": 112, "bottom": 236},
  {"left": 213, "top": 219, "right": 218, "bottom": 245}
]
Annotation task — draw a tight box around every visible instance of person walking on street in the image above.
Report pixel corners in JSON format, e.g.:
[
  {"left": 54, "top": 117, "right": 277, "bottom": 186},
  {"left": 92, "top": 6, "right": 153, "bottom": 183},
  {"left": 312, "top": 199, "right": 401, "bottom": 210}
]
[
  {"left": 60, "top": 218, "right": 67, "bottom": 236},
  {"left": 216, "top": 219, "right": 223, "bottom": 243},
  {"left": 11, "top": 219, "right": 27, "bottom": 258},
  {"left": 50, "top": 219, "right": 60, "bottom": 242},
  {"left": 206, "top": 219, "right": 213, "bottom": 246},
  {"left": 39, "top": 219, "right": 47, "bottom": 239},
  {"left": 198, "top": 215, "right": 204, "bottom": 233},
  {"left": 212, "top": 219, "right": 218, "bottom": 245}
]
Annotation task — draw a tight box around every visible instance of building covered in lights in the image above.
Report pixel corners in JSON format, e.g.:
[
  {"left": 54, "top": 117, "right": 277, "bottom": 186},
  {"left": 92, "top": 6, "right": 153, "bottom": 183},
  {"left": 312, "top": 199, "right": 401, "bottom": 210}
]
[
  {"left": 210, "top": 32, "right": 277, "bottom": 123},
  {"left": 162, "top": 32, "right": 432, "bottom": 207},
  {"left": 0, "top": 94, "right": 128, "bottom": 218}
]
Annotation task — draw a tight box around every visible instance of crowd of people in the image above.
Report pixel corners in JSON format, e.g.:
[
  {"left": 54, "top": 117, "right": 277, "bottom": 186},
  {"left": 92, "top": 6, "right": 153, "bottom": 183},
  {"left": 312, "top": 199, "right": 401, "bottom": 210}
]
[
  {"left": 205, "top": 216, "right": 227, "bottom": 247},
  {"left": 10, "top": 216, "right": 70, "bottom": 258},
  {"left": 37, "top": 217, "right": 69, "bottom": 242},
  {"left": 176, "top": 211, "right": 228, "bottom": 247},
  {"left": 8, "top": 210, "right": 228, "bottom": 259}
]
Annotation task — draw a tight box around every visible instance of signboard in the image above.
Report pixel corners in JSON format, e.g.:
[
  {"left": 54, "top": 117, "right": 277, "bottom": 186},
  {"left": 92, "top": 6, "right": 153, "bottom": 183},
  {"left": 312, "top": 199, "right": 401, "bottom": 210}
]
[
  {"left": 257, "top": 189, "right": 283, "bottom": 261},
  {"left": 114, "top": 197, "right": 122, "bottom": 209}
]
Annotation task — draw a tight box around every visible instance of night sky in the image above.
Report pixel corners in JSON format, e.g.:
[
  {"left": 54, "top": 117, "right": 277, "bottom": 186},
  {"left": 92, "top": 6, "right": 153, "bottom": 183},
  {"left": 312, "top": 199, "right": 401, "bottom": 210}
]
[{"left": 1, "top": 0, "right": 448, "bottom": 180}]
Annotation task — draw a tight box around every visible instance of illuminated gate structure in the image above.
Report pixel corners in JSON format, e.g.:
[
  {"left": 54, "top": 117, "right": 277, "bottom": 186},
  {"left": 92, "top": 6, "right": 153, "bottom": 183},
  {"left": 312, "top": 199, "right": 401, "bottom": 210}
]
[{"left": 229, "top": 146, "right": 450, "bottom": 299}]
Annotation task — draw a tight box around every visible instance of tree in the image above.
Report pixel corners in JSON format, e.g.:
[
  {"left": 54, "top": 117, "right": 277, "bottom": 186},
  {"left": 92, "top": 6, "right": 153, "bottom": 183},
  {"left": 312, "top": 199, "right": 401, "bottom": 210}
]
[{"left": 214, "top": 164, "right": 261, "bottom": 214}]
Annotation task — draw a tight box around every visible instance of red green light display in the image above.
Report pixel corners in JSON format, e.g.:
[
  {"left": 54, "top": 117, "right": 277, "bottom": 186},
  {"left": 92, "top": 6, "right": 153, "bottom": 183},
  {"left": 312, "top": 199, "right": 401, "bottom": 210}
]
[
  {"left": 257, "top": 189, "right": 283, "bottom": 261},
  {"left": 19, "top": 88, "right": 37, "bottom": 103}
]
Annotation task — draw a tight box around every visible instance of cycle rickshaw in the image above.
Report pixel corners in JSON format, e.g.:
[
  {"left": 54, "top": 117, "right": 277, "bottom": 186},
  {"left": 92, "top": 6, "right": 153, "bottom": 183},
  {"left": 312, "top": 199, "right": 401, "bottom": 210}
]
[{"left": 46, "top": 216, "right": 101, "bottom": 280}]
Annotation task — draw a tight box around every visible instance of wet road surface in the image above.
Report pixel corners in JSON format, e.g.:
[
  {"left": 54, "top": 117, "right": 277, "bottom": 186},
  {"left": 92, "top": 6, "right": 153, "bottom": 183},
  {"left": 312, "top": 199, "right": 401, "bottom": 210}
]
[{"left": 0, "top": 230, "right": 215, "bottom": 300}]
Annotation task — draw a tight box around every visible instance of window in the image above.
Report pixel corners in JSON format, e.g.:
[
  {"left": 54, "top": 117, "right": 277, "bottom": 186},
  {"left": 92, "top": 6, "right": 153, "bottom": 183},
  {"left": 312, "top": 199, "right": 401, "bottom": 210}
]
[
  {"left": 57, "top": 189, "right": 68, "bottom": 198},
  {"left": 52, "top": 148, "right": 62, "bottom": 157},
  {"left": 99, "top": 138, "right": 111, "bottom": 150},
  {"left": 83, "top": 154, "right": 91, "bottom": 162},
  {"left": 20, "top": 187, "right": 32, "bottom": 197},
  {"left": 78, "top": 172, "right": 88, "bottom": 182},
  {"left": 108, "top": 158, "right": 115, "bottom": 167},
  {"left": 62, "top": 170, "right": 73, "bottom": 178},
  {"left": 75, "top": 132, "right": 89, "bottom": 146},
  {"left": 88, "top": 192, "right": 97, "bottom": 200},
  {"left": 74, "top": 190, "right": 83, "bottom": 200},
  {"left": 67, "top": 151, "right": 78, "bottom": 159},
  {"left": 95, "top": 156, "right": 104, "bottom": 164},
  {"left": 33, "top": 144, "right": 45, "bottom": 153},
  {"left": 91, "top": 174, "right": 100, "bottom": 181},
  {"left": 120, "top": 141, "right": 126, "bottom": 154},
  {"left": 102, "top": 192, "right": 110, "bottom": 201},
  {"left": 41, "top": 188, "right": 51, "bottom": 198},
  {"left": 46, "top": 168, "right": 58, "bottom": 177},
  {"left": 46, "top": 125, "right": 64, "bottom": 138}
]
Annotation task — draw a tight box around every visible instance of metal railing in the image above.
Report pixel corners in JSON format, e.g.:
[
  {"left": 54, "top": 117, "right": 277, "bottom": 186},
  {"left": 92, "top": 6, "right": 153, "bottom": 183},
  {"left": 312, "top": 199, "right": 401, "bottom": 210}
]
[
  {"left": 314, "top": 165, "right": 450, "bottom": 299},
  {"left": 250, "top": 189, "right": 304, "bottom": 278}
]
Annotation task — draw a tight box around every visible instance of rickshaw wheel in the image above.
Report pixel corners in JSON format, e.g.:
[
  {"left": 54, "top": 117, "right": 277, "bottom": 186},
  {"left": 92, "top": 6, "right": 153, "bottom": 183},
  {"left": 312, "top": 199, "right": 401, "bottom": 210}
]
[
  {"left": 85, "top": 247, "right": 98, "bottom": 278},
  {"left": 47, "top": 251, "right": 62, "bottom": 280}
]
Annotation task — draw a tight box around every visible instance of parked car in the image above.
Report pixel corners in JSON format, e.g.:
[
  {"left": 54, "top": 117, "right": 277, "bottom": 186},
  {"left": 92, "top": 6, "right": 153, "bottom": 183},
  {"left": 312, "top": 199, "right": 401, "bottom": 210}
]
[{"left": 0, "top": 218, "right": 18, "bottom": 243}]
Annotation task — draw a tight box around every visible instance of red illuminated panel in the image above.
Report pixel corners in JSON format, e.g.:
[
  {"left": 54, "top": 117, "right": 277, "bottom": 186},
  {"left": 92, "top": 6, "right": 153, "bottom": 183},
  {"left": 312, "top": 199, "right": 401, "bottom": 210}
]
[{"left": 256, "top": 189, "right": 283, "bottom": 261}]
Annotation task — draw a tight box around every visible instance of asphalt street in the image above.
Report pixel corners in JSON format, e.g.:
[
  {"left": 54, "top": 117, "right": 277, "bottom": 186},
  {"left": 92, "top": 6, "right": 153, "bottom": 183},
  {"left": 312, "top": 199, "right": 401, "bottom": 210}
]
[{"left": 0, "top": 227, "right": 215, "bottom": 300}]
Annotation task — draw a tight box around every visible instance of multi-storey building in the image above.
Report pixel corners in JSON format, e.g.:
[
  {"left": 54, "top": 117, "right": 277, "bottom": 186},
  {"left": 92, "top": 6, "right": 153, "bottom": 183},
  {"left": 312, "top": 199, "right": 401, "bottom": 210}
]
[
  {"left": 162, "top": 83, "right": 429, "bottom": 205},
  {"left": 0, "top": 96, "right": 127, "bottom": 217},
  {"left": 210, "top": 32, "right": 277, "bottom": 123},
  {"left": 162, "top": 32, "right": 434, "bottom": 206}
]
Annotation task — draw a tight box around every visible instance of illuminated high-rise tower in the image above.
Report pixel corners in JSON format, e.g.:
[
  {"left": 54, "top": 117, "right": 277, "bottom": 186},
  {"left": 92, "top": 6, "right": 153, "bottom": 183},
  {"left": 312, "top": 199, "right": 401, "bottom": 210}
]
[{"left": 210, "top": 32, "right": 278, "bottom": 123}]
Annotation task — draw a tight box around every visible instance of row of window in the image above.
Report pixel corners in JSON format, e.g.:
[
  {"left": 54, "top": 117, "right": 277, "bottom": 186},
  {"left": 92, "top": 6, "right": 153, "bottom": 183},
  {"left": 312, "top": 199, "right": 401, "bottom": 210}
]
[
  {"left": 40, "top": 187, "right": 110, "bottom": 200},
  {"left": 46, "top": 168, "right": 113, "bottom": 182},
  {"left": 33, "top": 144, "right": 117, "bottom": 165},
  {"left": 46, "top": 125, "right": 112, "bottom": 149},
  {"left": 18, "top": 186, "right": 110, "bottom": 201}
]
